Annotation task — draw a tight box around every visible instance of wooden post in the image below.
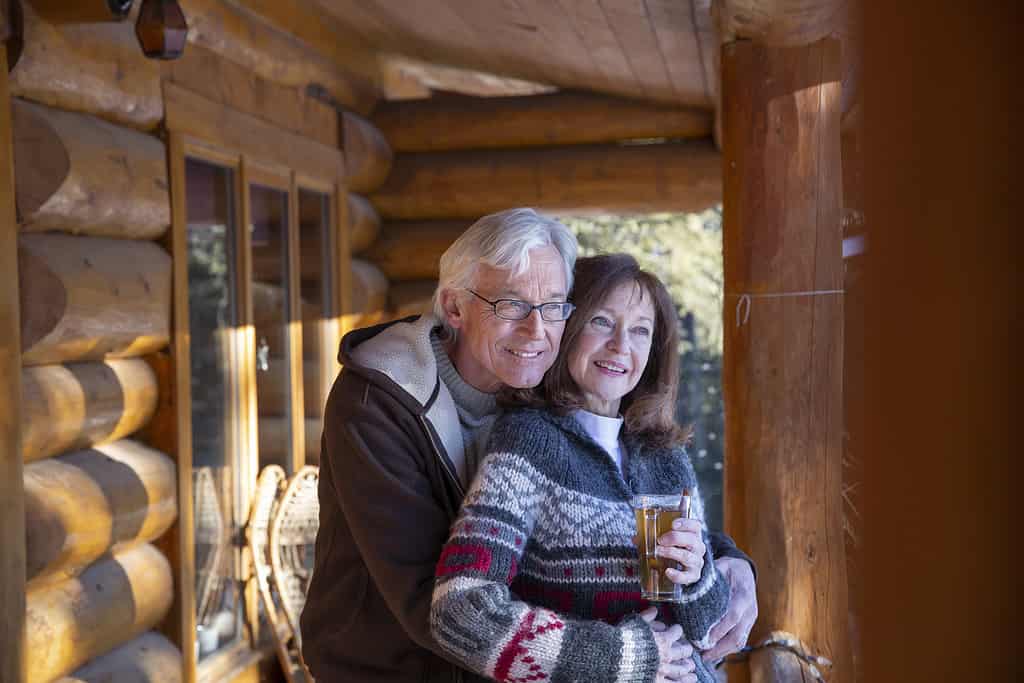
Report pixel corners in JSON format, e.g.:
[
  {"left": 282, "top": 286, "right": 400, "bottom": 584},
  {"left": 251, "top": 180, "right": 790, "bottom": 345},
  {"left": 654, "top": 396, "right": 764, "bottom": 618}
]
[
  {"left": 721, "top": 39, "right": 851, "bottom": 682},
  {"left": 0, "top": 45, "right": 27, "bottom": 683}
]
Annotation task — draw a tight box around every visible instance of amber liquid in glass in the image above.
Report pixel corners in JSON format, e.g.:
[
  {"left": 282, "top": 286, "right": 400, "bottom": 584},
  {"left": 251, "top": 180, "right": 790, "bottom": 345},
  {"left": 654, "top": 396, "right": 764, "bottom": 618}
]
[{"left": 634, "top": 506, "right": 684, "bottom": 601}]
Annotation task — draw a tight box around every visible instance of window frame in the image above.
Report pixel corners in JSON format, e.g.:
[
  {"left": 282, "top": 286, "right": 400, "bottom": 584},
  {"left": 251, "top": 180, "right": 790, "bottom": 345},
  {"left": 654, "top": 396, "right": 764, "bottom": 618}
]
[{"left": 165, "top": 83, "right": 348, "bottom": 683}]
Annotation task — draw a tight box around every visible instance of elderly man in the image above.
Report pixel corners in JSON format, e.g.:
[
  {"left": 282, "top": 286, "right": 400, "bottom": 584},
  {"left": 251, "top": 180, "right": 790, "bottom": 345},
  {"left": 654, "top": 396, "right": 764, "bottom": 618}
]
[{"left": 301, "top": 208, "right": 756, "bottom": 682}]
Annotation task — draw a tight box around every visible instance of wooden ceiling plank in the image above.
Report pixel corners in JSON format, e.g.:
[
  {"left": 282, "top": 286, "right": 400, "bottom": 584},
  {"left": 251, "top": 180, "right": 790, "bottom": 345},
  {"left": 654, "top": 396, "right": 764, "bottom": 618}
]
[
  {"left": 312, "top": 0, "right": 411, "bottom": 53},
  {"left": 440, "top": 0, "right": 560, "bottom": 84},
  {"left": 644, "top": 0, "right": 711, "bottom": 106},
  {"left": 557, "top": 0, "right": 642, "bottom": 97},
  {"left": 597, "top": 0, "right": 674, "bottom": 101},
  {"left": 515, "top": 1, "right": 600, "bottom": 90},
  {"left": 690, "top": 0, "right": 720, "bottom": 105}
]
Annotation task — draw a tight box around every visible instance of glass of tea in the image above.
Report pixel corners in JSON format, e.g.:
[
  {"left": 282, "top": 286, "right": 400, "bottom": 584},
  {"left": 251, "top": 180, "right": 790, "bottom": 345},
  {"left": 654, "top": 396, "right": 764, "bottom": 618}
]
[{"left": 631, "top": 491, "right": 692, "bottom": 602}]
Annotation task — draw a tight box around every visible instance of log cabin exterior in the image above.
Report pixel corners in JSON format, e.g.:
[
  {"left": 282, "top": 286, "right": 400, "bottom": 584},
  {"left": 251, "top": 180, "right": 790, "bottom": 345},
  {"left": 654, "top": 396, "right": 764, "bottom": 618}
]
[{"left": 0, "top": 1, "right": 863, "bottom": 682}]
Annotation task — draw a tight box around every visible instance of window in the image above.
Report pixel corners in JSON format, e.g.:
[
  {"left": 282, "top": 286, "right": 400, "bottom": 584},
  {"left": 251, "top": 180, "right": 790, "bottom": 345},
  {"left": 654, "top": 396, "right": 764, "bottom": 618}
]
[{"left": 168, "top": 113, "right": 345, "bottom": 677}]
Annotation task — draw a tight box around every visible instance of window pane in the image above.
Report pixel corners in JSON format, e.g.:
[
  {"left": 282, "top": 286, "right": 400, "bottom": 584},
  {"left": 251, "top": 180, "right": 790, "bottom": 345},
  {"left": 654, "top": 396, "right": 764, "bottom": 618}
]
[
  {"left": 185, "top": 158, "right": 243, "bottom": 660},
  {"left": 298, "top": 188, "right": 331, "bottom": 465},
  {"left": 251, "top": 184, "right": 294, "bottom": 473}
]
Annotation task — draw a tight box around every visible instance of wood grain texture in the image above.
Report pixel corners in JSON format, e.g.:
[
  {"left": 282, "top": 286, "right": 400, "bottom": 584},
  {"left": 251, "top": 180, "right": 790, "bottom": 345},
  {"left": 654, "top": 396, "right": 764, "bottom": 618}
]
[
  {"left": 715, "top": 0, "right": 846, "bottom": 46},
  {"left": 161, "top": 43, "right": 339, "bottom": 149},
  {"left": 720, "top": 38, "right": 851, "bottom": 682},
  {"left": 0, "top": 46, "right": 27, "bottom": 683},
  {"left": 320, "top": 0, "right": 711, "bottom": 105},
  {"left": 9, "top": 1, "right": 162, "bottom": 131},
  {"left": 18, "top": 233, "right": 172, "bottom": 366},
  {"left": 343, "top": 111, "right": 393, "bottom": 194},
  {"left": 372, "top": 91, "right": 712, "bottom": 152},
  {"left": 179, "top": 0, "right": 377, "bottom": 114},
  {"left": 24, "top": 439, "right": 177, "bottom": 586},
  {"left": 370, "top": 141, "right": 722, "bottom": 220},
  {"left": 363, "top": 220, "right": 470, "bottom": 281},
  {"left": 12, "top": 99, "right": 170, "bottom": 239},
  {"left": 25, "top": 543, "right": 174, "bottom": 683},
  {"left": 389, "top": 279, "right": 437, "bottom": 319},
  {"left": 164, "top": 81, "right": 345, "bottom": 182},
  {"left": 161, "top": 132, "right": 197, "bottom": 682},
  {"left": 21, "top": 359, "right": 158, "bottom": 463},
  {"left": 26, "top": 0, "right": 133, "bottom": 24},
  {"left": 55, "top": 631, "right": 183, "bottom": 683},
  {"left": 348, "top": 193, "right": 380, "bottom": 254}
]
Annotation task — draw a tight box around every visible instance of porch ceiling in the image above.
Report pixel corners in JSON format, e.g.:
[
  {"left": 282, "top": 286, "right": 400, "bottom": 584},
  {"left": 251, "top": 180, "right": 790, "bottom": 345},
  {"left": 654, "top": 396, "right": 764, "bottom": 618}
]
[{"left": 315, "top": 0, "right": 718, "bottom": 107}]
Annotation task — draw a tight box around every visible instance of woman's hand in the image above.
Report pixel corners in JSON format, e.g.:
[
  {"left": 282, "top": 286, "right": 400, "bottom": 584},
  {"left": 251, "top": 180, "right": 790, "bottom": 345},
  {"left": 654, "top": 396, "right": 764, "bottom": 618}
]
[
  {"left": 657, "top": 518, "right": 706, "bottom": 586},
  {"left": 639, "top": 607, "right": 699, "bottom": 683}
]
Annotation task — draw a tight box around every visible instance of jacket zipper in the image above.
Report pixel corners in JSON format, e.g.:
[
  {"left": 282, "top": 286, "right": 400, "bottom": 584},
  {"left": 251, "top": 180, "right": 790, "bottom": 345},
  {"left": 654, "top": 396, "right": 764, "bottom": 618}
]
[
  {"left": 418, "top": 415, "right": 466, "bottom": 499},
  {"left": 419, "top": 415, "right": 465, "bottom": 683}
]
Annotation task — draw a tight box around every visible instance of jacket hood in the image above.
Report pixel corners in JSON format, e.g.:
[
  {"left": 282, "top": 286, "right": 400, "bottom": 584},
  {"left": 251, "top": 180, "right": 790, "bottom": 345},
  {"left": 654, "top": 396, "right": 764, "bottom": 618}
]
[{"left": 338, "top": 315, "right": 469, "bottom": 488}]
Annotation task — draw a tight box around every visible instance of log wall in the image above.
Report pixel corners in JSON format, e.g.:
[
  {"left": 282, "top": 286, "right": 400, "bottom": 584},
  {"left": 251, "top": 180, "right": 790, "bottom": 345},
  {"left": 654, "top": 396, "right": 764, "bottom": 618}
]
[
  {"left": 24, "top": 439, "right": 177, "bottom": 585},
  {"left": 5, "top": 2, "right": 394, "bottom": 681},
  {"left": 55, "top": 632, "right": 183, "bottom": 683},
  {"left": 12, "top": 99, "right": 170, "bottom": 239},
  {"left": 21, "top": 359, "right": 158, "bottom": 463},
  {"left": 18, "top": 233, "right": 172, "bottom": 366},
  {"left": 25, "top": 543, "right": 174, "bottom": 683},
  {"left": 369, "top": 141, "right": 722, "bottom": 220}
]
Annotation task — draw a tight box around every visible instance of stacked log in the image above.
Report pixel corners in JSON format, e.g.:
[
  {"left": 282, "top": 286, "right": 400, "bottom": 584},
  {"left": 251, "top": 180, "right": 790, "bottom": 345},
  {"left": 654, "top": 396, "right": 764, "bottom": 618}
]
[
  {"left": 348, "top": 193, "right": 382, "bottom": 254},
  {"left": 21, "top": 359, "right": 158, "bottom": 463},
  {"left": 364, "top": 221, "right": 469, "bottom": 281},
  {"left": 24, "top": 440, "right": 176, "bottom": 585},
  {"left": 12, "top": 100, "right": 170, "bottom": 239},
  {"left": 25, "top": 543, "right": 174, "bottom": 683},
  {"left": 55, "top": 632, "right": 182, "bottom": 683},
  {"left": 8, "top": 1, "right": 163, "bottom": 131},
  {"left": 373, "top": 91, "right": 713, "bottom": 152},
  {"left": 343, "top": 111, "right": 393, "bottom": 194},
  {"left": 11, "top": 29, "right": 182, "bottom": 678},
  {"left": 18, "top": 233, "right": 171, "bottom": 366},
  {"left": 369, "top": 141, "right": 722, "bottom": 220}
]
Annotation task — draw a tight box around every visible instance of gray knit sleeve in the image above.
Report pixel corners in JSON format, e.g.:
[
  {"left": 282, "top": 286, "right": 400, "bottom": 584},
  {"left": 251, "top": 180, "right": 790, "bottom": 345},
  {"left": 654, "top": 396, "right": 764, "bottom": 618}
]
[
  {"left": 667, "top": 452, "right": 731, "bottom": 647},
  {"left": 430, "top": 450, "right": 660, "bottom": 683}
]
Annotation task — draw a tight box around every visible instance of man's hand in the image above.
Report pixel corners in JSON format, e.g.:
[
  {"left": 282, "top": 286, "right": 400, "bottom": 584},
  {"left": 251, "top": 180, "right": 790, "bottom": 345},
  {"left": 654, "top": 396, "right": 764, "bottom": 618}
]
[
  {"left": 703, "top": 557, "right": 758, "bottom": 662},
  {"left": 639, "top": 607, "right": 698, "bottom": 683}
]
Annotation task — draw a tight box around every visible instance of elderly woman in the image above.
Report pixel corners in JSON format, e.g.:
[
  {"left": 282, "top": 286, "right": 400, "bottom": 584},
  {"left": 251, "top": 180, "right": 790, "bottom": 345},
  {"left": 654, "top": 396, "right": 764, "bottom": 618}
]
[{"left": 430, "top": 254, "right": 729, "bottom": 683}]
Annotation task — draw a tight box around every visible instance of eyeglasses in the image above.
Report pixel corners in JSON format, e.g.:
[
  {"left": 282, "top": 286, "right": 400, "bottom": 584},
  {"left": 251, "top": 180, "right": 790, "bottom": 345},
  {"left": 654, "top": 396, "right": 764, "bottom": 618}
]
[{"left": 466, "top": 290, "right": 576, "bottom": 322}]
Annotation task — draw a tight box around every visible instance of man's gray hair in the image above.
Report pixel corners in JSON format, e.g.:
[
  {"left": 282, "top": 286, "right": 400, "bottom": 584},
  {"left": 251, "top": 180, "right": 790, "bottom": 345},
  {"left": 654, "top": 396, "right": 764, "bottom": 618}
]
[{"left": 432, "top": 208, "right": 578, "bottom": 336}]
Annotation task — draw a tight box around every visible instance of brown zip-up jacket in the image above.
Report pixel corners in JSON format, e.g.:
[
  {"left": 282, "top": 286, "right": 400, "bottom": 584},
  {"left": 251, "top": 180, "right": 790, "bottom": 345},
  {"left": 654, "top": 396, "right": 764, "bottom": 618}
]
[
  {"left": 301, "top": 316, "right": 752, "bottom": 682},
  {"left": 302, "top": 316, "right": 474, "bottom": 683}
]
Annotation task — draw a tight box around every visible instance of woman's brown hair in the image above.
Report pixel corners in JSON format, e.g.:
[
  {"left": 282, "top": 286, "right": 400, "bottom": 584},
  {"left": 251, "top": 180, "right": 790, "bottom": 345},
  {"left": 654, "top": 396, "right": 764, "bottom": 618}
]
[{"left": 502, "top": 253, "right": 688, "bottom": 448}]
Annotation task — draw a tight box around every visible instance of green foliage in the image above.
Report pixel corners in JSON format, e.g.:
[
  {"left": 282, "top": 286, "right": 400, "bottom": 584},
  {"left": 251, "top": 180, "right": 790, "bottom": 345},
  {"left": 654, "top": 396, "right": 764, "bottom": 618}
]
[
  {"left": 558, "top": 208, "right": 724, "bottom": 354},
  {"left": 558, "top": 209, "right": 726, "bottom": 530}
]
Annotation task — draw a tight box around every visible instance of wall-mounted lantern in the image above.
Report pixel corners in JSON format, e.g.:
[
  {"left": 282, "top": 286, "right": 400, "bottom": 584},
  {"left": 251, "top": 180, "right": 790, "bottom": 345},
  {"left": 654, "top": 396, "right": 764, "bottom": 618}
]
[{"left": 135, "top": 0, "right": 187, "bottom": 60}]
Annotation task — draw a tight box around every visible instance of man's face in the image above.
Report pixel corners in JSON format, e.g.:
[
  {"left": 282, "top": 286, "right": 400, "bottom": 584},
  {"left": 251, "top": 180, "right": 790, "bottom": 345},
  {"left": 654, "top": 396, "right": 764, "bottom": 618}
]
[{"left": 446, "top": 245, "right": 569, "bottom": 393}]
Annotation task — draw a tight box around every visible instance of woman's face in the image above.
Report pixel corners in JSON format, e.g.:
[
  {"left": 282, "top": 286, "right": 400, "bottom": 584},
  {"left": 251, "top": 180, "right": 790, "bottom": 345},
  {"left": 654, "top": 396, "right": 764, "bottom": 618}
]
[{"left": 567, "top": 281, "right": 656, "bottom": 417}]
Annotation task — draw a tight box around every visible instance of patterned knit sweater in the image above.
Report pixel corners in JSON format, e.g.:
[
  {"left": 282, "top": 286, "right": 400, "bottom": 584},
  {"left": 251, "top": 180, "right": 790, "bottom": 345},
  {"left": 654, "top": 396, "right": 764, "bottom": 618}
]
[{"left": 430, "top": 409, "right": 730, "bottom": 683}]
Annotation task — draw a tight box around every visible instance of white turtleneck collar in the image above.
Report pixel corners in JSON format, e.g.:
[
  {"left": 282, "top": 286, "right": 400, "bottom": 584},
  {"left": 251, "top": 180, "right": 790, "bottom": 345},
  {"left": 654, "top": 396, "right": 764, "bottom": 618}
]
[{"left": 573, "top": 409, "right": 626, "bottom": 473}]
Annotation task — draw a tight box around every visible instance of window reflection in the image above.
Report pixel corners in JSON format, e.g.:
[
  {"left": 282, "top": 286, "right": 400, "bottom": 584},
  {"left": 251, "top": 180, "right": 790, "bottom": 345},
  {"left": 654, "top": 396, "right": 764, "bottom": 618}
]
[
  {"left": 251, "top": 184, "right": 294, "bottom": 474},
  {"left": 297, "top": 189, "right": 331, "bottom": 466},
  {"left": 185, "top": 158, "right": 242, "bottom": 660}
]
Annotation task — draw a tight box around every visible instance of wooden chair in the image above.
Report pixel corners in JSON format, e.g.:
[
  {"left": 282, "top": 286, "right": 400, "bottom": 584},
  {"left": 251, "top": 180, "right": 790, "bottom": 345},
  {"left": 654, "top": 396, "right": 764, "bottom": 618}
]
[{"left": 248, "top": 465, "right": 309, "bottom": 682}]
